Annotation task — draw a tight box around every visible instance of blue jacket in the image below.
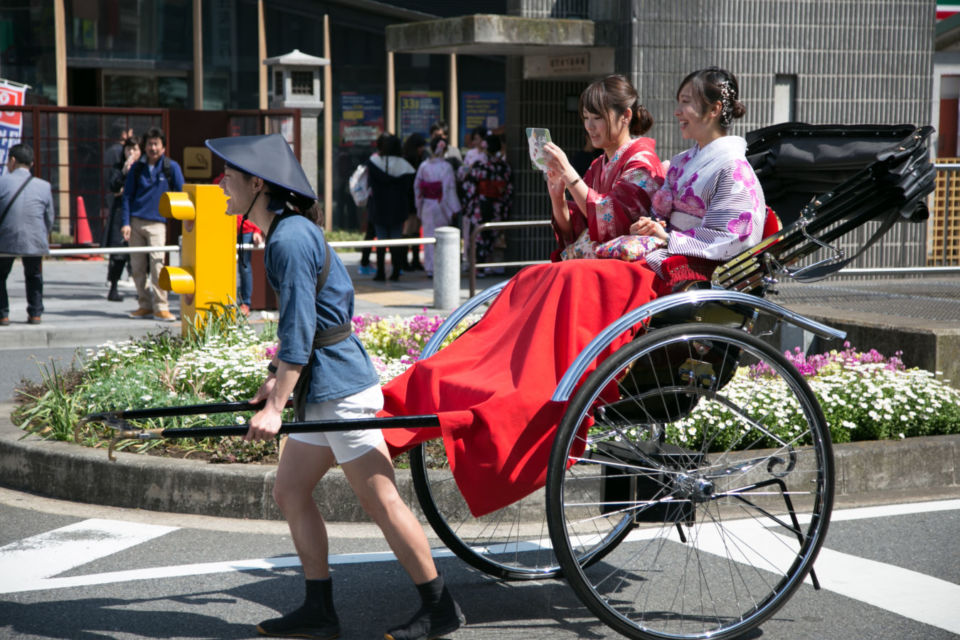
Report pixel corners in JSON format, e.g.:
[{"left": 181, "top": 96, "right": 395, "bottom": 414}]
[
  {"left": 265, "top": 213, "right": 379, "bottom": 403},
  {"left": 121, "top": 155, "right": 184, "bottom": 225}
]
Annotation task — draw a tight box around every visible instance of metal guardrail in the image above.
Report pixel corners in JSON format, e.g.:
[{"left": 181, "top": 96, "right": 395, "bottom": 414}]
[
  {"left": 12, "top": 235, "right": 460, "bottom": 311},
  {"left": 19, "top": 237, "right": 438, "bottom": 260},
  {"left": 468, "top": 220, "right": 552, "bottom": 296}
]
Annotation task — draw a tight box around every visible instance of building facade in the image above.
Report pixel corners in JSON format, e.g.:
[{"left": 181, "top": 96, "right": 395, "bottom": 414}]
[
  {"left": 0, "top": 1, "right": 936, "bottom": 267},
  {"left": 497, "top": 0, "right": 934, "bottom": 265}
]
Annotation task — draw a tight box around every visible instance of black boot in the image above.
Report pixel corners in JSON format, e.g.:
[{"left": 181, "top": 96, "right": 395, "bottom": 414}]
[
  {"left": 257, "top": 578, "right": 340, "bottom": 639},
  {"left": 107, "top": 281, "right": 123, "bottom": 302},
  {"left": 373, "top": 248, "right": 386, "bottom": 282},
  {"left": 389, "top": 246, "right": 403, "bottom": 281},
  {"left": 385, "top": 576, "right": 464, "bottom": 640}
]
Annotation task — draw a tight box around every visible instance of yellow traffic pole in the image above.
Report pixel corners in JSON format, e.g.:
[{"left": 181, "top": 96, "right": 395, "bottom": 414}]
[{"left": 158, "top": 185, "right": 236, "bottom": 336}]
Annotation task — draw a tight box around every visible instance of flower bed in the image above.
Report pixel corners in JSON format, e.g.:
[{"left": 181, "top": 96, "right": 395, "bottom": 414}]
[
  {"left": 670, "top": 343, "right": 960, "bottom": 451},
  {"left": 13, "top": 314, "right": 960, "bottom": 463}
]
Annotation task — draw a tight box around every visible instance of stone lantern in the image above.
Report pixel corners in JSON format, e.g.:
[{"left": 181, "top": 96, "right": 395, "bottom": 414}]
[{"left": 263, "top": 49, "right": 330, "bottom": 197}]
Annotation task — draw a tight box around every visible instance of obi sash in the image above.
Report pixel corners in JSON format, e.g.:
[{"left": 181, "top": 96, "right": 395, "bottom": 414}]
[
  {"left": 420, "top": 180, "right": 443, "bottom": 200},
  {"left": 478, "top": 179, "right": 506, "bottom": 199}
]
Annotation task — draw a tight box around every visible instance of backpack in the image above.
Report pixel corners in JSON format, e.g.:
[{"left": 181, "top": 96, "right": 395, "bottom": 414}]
[
  {"left": 130, "top": 156, "right": 175, "bottom": 200},
  {"left": 348, "top": 163, "right": 370, "bottom": 207}
]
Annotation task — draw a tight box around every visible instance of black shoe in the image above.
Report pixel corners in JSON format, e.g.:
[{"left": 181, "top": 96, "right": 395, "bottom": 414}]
[
  {"left": 385, "top": 587, "right": 464, "bottom": 640},
  {"left": 257, "top": 605, "right": 340, "bottom": 639},
  {"left": 373, "top": 272, "right": 386, "bottom": 282},
  {"left": 107, "top": 286, "right": 124, "bottom": 302},
  {"left": 389, "top": 270, "right": 401, "bottom": 282},
  {"left": 257, "top": 578, "right": 340, "bottom": 640}
]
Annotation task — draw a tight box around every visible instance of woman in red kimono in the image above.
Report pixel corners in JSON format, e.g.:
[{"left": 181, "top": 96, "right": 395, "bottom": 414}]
[
  {"left": 543, "top": 74, "right": 665, "bottom": 260},
  {"left": 380, "top": 76, "right": 667, "bottom": 517}
]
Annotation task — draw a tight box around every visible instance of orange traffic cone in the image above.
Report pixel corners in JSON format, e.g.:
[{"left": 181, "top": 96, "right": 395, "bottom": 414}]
[{"left": 71, "top": 196, "right": 103, "bottom": 260}]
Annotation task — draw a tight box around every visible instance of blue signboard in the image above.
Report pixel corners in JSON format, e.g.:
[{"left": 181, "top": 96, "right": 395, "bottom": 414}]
[
  {"left": 398, "top": 90, "right": 443, "bottom": 140},
  {"left": 460, "top": 91, "right": 505, "bottom": 143},
  {"left": 339, "top": 92, "right": 384, "bottom": 147}
]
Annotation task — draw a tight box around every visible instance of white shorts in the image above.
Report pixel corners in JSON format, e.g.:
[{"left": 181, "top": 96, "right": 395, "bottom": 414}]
[{"left": 289, "top": 384, "right": 385, "bottom": 464}]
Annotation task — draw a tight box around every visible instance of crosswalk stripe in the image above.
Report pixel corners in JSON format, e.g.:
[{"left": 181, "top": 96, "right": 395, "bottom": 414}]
[
  {"left": 812, "top": 545, "right": 960, "bottom": 635},
  {"left": 0, "top": 518, "right": 177, "bottom": 594},
  {"left": 0, "top": 547, "right": 457, "bottom": 595}
]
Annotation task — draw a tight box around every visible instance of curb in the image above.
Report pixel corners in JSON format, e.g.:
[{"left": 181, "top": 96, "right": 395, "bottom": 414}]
[
  {"left": 1, "top": 404, "right": 958, "bottom": 521},
  {"left": 0, "top": 404, "right": 419, "bottom": 521}
]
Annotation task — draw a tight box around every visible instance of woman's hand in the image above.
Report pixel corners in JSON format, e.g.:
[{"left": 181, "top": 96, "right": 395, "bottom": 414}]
[
  {"left": 543, "top": 142, "right": 577, "bottom": 185},
  {"left": 630, "top": 216, "right": 668, "bottom": 241},
  {"left": 545, "top": 167, "right": 566, "bottom": 200}
]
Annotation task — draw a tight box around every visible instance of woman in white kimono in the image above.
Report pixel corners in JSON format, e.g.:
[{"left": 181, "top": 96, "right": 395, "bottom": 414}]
[
  {"left": 630, "top": 66, "right": 767, "bottom": 288},
  {"left": 414, "top": 136, "right": 461, "bottom": 276}
]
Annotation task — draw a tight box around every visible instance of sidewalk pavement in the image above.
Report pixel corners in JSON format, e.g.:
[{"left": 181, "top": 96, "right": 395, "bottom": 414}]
[
  {"left": 1, "top": 254, "right": 959, "bottom": 520},
  {"left": 0, "top": 252, "right": 479, "bottom": 351}
]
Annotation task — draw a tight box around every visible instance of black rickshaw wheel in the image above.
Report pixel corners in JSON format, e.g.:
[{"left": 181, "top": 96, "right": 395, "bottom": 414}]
[{"left": 546, "top": 324, "right": 834, "bottom": 640}]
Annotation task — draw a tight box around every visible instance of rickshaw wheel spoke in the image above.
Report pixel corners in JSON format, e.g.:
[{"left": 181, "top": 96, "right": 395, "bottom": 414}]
[{"left": 547, "top": 324, "right": 834, "bottom": 639}]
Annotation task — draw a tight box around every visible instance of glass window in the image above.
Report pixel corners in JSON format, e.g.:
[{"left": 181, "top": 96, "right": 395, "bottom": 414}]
[
  {"left": 0, "top": 2, "right": 57, "bottom": 104},
  {"left": 66, "top": 0, "right": 191, "bottom": 63},
  {"left": 103, "top": 74, "right": 188, "bottom": 109}
]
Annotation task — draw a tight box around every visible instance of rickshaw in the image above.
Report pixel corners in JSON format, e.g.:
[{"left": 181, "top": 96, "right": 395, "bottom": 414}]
[{"left": 89, "top": 123, "right": 935, "bottom": 640}]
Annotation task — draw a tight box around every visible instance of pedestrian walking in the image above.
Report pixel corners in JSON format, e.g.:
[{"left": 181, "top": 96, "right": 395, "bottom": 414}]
[
  {"left": 460, "top": 133, "right": 513, "bottom": 275},
  {"left": 366, "top": 133, "right": 415, "bottom": 282},
  {"left": 414, "top": 136, "right": 460, "bottom": 277},
  {"left": 0, "top": 143, "right": 55, "bottom": 326}
]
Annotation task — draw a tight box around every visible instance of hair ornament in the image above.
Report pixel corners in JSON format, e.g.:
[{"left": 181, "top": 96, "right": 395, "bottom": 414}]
[{"left": 718, "top": 79, "right": 736, "bottom": 128}]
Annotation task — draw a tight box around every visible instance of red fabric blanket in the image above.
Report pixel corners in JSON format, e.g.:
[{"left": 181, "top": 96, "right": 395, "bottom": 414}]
[{"left": 379, "top": 259, "right": 657, "bottom": 516}]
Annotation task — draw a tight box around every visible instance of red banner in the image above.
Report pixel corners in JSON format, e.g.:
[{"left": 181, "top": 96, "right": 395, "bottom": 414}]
[{"left": 0, "top": 80, "right": 26, "bottom": 128}]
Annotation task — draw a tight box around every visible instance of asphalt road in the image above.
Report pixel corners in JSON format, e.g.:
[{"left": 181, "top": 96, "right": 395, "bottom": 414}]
[{"left": 1, "top": 487, "right": 958, "bottom": 640}]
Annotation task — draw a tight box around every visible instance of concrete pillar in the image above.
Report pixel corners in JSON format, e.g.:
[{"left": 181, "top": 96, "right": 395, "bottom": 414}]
[
  {"left": 433, "top": 226, "right": 461, "bottom": 310},
  {"left": 299, "top": 110, "right": 321, "bottom": 198}
]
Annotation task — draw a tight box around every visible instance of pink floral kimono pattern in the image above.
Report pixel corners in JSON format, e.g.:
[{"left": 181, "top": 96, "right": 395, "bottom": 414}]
[
  {"left": 644, "top": 135, "right": 766, "bottom": 277},
  {"left": 553, "top": 136, "right": 665, "bottom": 260}
]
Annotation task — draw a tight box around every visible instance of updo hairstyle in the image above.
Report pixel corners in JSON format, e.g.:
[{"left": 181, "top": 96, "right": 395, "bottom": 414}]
[
  {"left": 678, "top": 67, "right": 746, "bottom": 129},
  {"left": 578, "top": 74, "right": 654, "bottom": 137},
  {"left": 429, "top": 135, "right": 447, "bottom": 157}
]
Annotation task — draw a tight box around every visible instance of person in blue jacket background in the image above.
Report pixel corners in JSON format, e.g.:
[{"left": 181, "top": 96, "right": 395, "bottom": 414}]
[
  {"left": 206, "top": 134, "right": 463, "bottom": 640},
  {"left": 120, "top": 127, "right": 184, "bottom": 322}
]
